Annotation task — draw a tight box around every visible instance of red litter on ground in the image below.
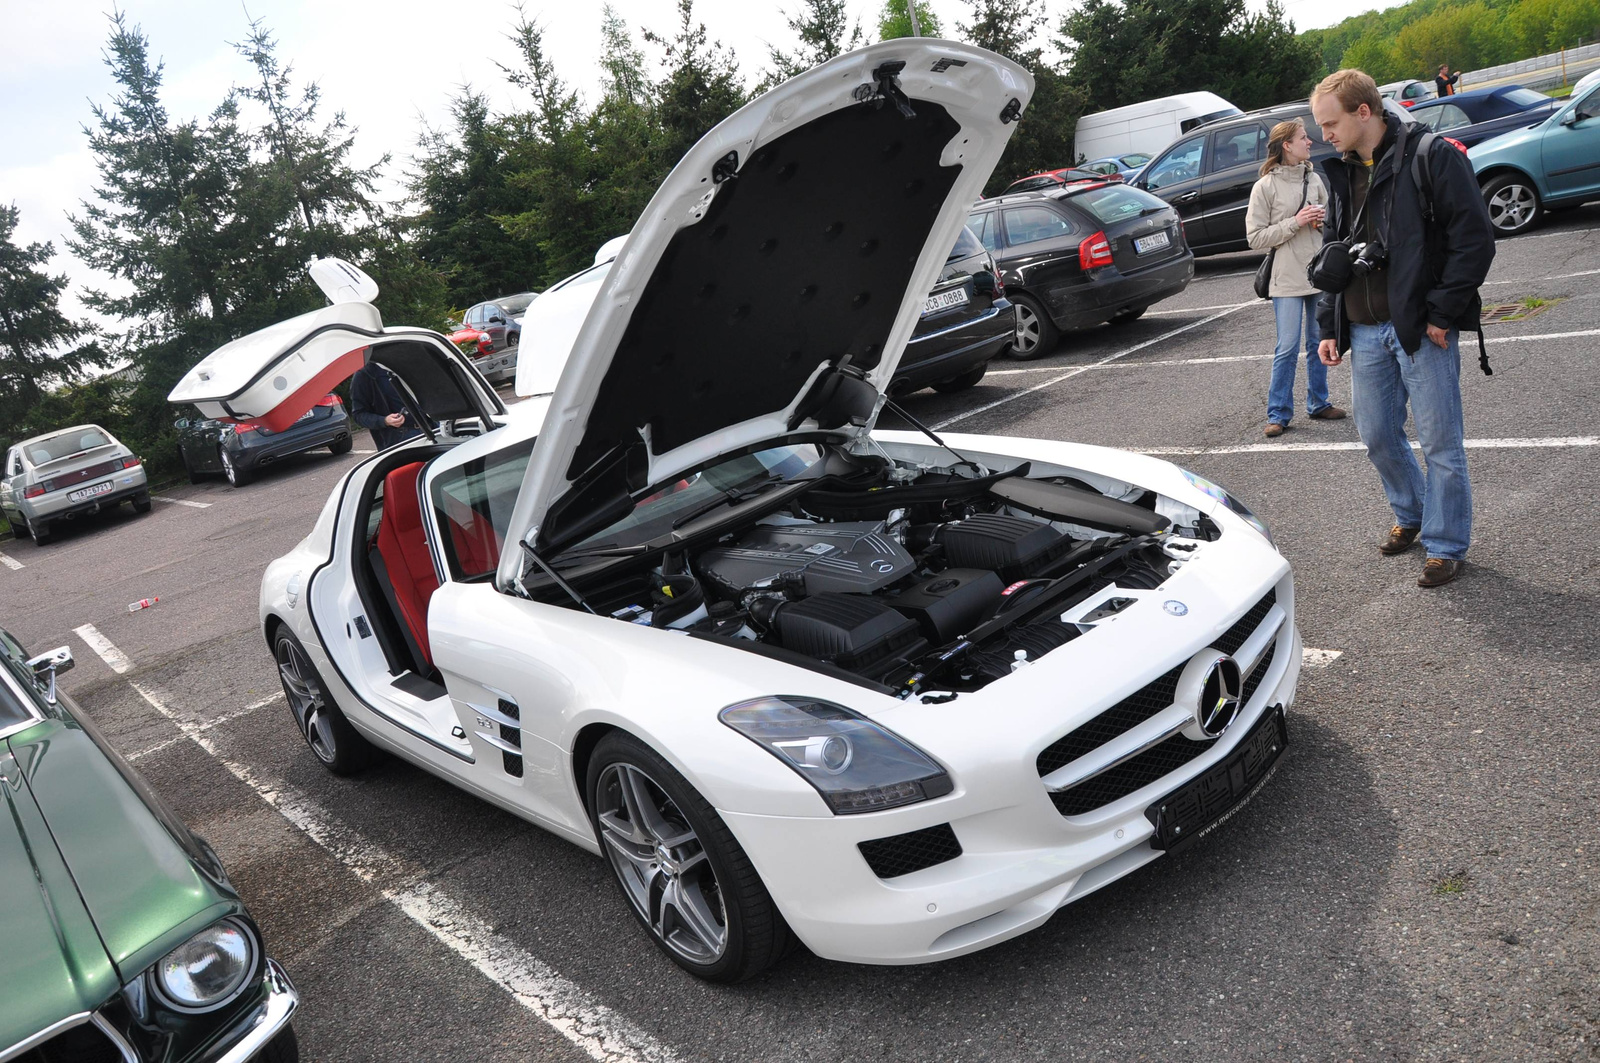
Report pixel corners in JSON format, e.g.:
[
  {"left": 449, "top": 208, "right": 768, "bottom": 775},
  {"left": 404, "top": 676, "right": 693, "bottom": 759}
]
[{"left": 128, "top": 597, "right": 160, "bottom": 612}]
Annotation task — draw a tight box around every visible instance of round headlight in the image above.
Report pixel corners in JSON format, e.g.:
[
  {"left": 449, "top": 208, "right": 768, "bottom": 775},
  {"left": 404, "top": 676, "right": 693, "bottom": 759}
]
[{"left": 153, "top": 920, "right": 256, "bottom": 1012}]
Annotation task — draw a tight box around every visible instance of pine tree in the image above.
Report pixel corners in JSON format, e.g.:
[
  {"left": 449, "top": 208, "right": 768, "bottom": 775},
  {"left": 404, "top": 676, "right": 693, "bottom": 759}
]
[
  {"left": 0, "top": 205, "right": 103, "bottom": 430},
  {"left": 877, "top": 0, "right": 942, "bottom": 40},
  {"left": 762, "top": 0, "right": 864, "bottom": 89},
  {"left": 644, "top": 0, "right": 746, "bottom": 175}
]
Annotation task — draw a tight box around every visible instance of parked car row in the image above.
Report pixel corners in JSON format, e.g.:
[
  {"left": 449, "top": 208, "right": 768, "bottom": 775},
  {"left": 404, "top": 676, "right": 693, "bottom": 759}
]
[{"left": 2, "top": 425, "right": 150, "bottom": 544}]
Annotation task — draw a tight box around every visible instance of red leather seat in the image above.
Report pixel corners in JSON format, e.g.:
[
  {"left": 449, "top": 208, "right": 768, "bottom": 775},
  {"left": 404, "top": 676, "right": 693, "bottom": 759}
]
[{"left": 374, "top": 462, "right": 439, "bottom": 668}]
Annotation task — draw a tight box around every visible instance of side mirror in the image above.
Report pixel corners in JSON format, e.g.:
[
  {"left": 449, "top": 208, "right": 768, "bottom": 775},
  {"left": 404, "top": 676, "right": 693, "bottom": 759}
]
[
  {"left": 489, "top": 315, "right": 507, "bottom": 325},
  {"left": 27, "top": 646, "right": 74, "bottom": 705},
  {"left": 1560, "top": 111, "right": 1578, "bottom": 127},
  {"left": 174, "top": 418, "right": 190, "bottom": 429}
]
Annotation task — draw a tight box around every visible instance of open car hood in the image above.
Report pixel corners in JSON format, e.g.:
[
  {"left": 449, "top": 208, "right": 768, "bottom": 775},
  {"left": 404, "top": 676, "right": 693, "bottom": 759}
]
[
  {"left": 501, "top": 40, "right": 1031, "bottom": 573},
  {"left": 168, "top": 295, "right": 504, "bottom": 432}
]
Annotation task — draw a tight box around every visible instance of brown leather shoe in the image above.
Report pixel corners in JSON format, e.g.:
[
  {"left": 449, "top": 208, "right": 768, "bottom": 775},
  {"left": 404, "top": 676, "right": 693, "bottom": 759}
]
[
  {"left": 1310, "top": 405, "right": 1347, "bottom": 420},
  {"left": 1379, "top": 525, "right": 1421, "bottom": 555},
  {"left": 1417, "top": 557, "right": 1462, "bottom": 588},
  {"left": 1264, "top": 423, "right": 1286, "bottom": 437}
]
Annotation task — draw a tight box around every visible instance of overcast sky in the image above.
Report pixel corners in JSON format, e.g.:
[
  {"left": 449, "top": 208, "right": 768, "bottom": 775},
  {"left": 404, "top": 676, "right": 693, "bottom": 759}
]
[{"left": 1, "top": 0, "right": 1386, "bottom": 322}]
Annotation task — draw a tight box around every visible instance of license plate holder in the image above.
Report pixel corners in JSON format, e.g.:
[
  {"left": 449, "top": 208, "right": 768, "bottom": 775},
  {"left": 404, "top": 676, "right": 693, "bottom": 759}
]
[
  {"left": 1146, "top": 705, "right": 1287, "bottom": 854},
  {"left": 922, "top": 288, "right": 970, "bottom": 316},
  {"left": 68, "top": 481, "right": 115, "bottom": 503},
  {"left": 1134, "top": 230, "right": 1171, "bottom": 254}
]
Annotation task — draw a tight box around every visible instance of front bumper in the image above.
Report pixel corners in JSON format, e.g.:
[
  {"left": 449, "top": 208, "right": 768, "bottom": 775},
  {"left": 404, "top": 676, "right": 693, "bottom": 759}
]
[
  {"left": 723, "top": 619, "right": 1301, "bottom": 966},
  {"left": 198, "top": 960, "right": 298, "bottom": 1063},
  {"left": 26, "top": 469, "right": 149, "bottom": 521}
]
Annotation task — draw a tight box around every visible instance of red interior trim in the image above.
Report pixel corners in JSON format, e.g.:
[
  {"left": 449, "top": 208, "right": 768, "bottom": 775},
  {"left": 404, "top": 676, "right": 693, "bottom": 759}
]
[{"left": 246, "top": 345, "right": 368, "bottom": 432}]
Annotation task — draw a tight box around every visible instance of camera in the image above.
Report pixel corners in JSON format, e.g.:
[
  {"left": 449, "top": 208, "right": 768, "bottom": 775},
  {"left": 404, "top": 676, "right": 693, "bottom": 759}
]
[{"left": 1347, "top": 240, "right": 1388, "bottom": 277}]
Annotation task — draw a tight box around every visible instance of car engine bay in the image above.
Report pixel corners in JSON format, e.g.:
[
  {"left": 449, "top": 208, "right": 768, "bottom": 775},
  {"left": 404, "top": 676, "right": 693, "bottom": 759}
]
[{"left": 539, "top": 449, "right": 1220, "bottom": 700}]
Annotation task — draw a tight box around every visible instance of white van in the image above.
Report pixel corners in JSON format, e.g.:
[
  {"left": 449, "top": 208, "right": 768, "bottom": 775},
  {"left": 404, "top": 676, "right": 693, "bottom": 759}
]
[{"left": 1073, "top": 92, "right": 1241, "bottom": 163}]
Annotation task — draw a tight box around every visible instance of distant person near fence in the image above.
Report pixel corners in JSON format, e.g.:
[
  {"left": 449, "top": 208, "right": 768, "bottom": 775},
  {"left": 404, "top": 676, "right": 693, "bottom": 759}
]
[
  {"left": 1245, "top": 118, "right": 1344, "bottom": 438},
  {"left": 1435, "top": 64, "right": 1461, "bottom": 97},
  {"left": 1309, "top": 69, "right": 1496, "bottom": 589}
]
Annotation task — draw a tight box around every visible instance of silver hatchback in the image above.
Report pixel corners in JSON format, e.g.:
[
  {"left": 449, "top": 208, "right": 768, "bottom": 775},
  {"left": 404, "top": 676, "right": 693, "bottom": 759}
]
[{"left": 1, "top": 425, "right": 151, "bottom": 544}]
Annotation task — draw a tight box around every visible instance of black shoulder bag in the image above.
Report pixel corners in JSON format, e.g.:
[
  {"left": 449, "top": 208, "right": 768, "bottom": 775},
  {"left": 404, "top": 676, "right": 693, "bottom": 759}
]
[{"left": 1254, "top": 170, "right": 1310, "bottom": 300}]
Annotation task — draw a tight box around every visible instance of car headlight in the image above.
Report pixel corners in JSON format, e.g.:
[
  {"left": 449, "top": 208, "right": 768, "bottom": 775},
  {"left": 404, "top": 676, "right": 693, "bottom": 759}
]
[
  {"left": 151, "top": 919, "right": 257, "bottom": 1012},
  {"left": 1180, "top": 468, "right": 1273, "bottom": 545},
  {"left": 720, "top": 696, "right": 953, "bottom": 814}
]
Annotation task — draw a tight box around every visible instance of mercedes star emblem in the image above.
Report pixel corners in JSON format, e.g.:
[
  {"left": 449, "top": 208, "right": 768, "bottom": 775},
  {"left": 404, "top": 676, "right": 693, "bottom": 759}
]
[{"left": 1196, "top": 656, "right": 1243, "bottom": 737}]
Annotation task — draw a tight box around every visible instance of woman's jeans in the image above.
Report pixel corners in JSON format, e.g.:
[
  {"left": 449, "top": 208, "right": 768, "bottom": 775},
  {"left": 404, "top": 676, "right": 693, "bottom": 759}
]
[
  {"left": 1348, "top": 322, "right": 1471, "bottom": 561},
  {"left": 1269, "top": 294, "right": 1331, "bottom": 425}
]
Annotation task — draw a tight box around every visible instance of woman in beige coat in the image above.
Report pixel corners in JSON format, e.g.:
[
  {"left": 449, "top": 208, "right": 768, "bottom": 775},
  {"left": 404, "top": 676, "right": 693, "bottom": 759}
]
[{"left": 1245, "top": 118, "right": 1345, "bottom": 437}]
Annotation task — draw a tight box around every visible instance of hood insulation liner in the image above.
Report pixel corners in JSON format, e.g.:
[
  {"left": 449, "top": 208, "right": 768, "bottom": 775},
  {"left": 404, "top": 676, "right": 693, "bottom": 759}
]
[{"left": 565, "top": 98, "right": 963, "bottom": 482}]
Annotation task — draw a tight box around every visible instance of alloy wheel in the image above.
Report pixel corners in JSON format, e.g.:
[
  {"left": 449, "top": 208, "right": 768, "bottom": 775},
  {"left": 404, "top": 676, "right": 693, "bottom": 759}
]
[
  {"left": 221, "top": 448, "right": 239, "bottom": 486},
  {"left": 1014, "top": 302, "right": 1042, "bottom": 355},
  {"left": 276, "top": 638, "right": 337, "bottom": 764},
  {"left": 1487, "top": 182, "right": 1536, "bottom": 232},
  {"left": 595, "top": 762, "right": 728, "bottom": 965}
]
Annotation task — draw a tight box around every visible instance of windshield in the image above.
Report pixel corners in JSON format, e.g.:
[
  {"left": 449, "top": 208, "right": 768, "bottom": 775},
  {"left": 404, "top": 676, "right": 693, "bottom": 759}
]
[
  {"left": 547, "top": 260, "right": 613, "bottom": 294},
  {"left": 24, "top": 428, "right": 112, "bottom": 465},
  {"left": 565, "top": 444, "right": 822, "bottom": 556},
  {"left": 499, "top": 292, "right": 539, "bottom": 315},
  {"left": 1072, "top": 183, "right": 1169, "bottom": 225}
]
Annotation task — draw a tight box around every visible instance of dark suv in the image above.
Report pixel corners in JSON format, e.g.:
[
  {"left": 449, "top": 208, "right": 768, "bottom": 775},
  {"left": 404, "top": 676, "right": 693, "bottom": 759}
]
[
  {"left": 1131, "top": 104, "right": 1338, "bottom": 256},
  {"left": 967, "top": 182, "right": 1193, "bottom": 357}
]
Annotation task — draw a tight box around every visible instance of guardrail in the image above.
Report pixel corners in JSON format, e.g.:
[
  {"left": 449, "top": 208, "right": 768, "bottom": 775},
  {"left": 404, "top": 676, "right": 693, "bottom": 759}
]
[{"left": 1461, "top": 42, "right": 1600, "bottom": 93}]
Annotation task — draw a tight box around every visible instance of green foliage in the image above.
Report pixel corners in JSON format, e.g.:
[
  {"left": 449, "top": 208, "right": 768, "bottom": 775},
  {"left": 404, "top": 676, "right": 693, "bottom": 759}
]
[
  {"left": 763, "top": 0, "right": 864, "bottom": 89},
  {"left": 877, "top": 0, "right": 943, "bottom": 41},
  {"left": 0, "top": 205, "right": 106, "bottom": 444},
  {"left": 643, "top": 0, "right": 748, "bottom": 179}
]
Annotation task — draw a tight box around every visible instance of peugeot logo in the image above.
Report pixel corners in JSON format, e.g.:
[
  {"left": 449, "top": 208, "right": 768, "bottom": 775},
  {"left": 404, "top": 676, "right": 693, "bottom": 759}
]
[{"left": 1195, "top": 656, "right": 1243, "bottom": 737}]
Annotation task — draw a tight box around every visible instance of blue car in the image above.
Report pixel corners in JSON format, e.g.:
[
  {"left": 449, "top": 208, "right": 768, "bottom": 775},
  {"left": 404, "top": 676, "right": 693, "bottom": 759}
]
[
  {"left": 1409, "top": 85, "right": 1561, "bottom": 149},
  {"left": 1079, "top": 153, "right": 1151, "bottom": 179},
  {"left": 1469, "top": 82, "right": 1600, "bottom": 236}
]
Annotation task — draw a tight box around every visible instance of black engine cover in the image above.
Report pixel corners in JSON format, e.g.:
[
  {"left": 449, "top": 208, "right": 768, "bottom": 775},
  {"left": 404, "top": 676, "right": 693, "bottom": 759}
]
[{"left": 696, "top": 522, "right": 914, "bottom": 598}]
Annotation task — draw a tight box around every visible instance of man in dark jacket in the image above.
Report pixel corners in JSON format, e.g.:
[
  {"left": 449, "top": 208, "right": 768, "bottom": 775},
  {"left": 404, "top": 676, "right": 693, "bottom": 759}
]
[
  {"left": 350, "top": 354, "right": 423, "bottom": 450},
  {"left": 1311, "top": 68, "right": 1495, "bottom": 588},
  {"left": 1434, "top": 64, "right": 1460, "bottom": 98}
]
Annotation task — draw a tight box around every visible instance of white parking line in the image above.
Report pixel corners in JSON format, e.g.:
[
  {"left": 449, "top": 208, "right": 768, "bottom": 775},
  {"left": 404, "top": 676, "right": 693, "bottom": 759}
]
[
  {"left": 1301, "top": 648, "right": 1343, "bottom": 668},
  {"left": 1512, "top": 225, "right": 1600, "bottom": 240},
  {"left": 1191, "top": 269, "right": 1256, "bottom": 281},
  {"left": 127, "top": 677, "right": 678, "bottom": 1063},
  {"left": 982, "top": 325, "right": 1600, "bottom": 377},
  {"left": 1139, "top": 435, "right": 1598, "bottom": 457},
  {"left": 73, "top": 623, "right": 133, "bottom": 674},
  {"left": 1148, "top": 301, "right": 1270, "bottom": 316},
  {"left": 1484, "top": 267, "right": 1600, "bottom": 286},
  {"left": 153, "top": 495, "right": 213, "bottom": 509},
  {"left": 934, "top": 302, "right": 1255, "bottom": 430},
  {"left": 125, "top": 692, "right": 285, "bottom": 762},
  {"left": 0, "top": 551, "right": 22, "bottom": 571}
]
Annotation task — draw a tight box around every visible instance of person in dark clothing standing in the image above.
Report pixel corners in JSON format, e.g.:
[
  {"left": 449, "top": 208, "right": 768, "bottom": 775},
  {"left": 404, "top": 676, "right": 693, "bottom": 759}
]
[
  {"left": 349, "top": 354, "right": 423, "bottom": 450},
  {"left": 1434, "top": 64, "right": 1461, "bottom": 98},
  {"left": 1310, "top": 68, "right": 1495, "bottom": 588}
]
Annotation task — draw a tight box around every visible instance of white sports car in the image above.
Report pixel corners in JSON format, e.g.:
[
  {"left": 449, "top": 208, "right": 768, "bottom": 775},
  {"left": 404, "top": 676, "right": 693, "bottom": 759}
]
[{"left": 171, "top": 41, "right": 1299, "bottom": 982}]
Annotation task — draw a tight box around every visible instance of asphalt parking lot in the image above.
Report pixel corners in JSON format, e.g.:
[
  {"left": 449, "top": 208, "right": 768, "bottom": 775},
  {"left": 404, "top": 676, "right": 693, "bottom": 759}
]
[{"left": 4, "top": 204, "right": 1597, "bottom": 1062}]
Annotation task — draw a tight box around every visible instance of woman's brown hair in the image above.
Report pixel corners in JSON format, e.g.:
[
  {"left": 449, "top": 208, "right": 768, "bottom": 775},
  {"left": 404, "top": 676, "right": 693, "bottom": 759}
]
[{"left": 1260, "top": 118, "right": 1306, "bottom": 177}]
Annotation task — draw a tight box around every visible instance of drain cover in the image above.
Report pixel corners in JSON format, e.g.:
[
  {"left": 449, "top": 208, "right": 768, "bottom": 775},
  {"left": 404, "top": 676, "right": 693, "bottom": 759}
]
[{"left": 1481, "top": 302, "right": 1551, "bottom": 324}]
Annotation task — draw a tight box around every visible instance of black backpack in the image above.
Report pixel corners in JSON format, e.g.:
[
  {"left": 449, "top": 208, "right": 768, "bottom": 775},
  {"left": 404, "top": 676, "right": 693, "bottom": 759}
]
[{"left": 1410, "top": 131, "right": 1492, "bottom": 376}]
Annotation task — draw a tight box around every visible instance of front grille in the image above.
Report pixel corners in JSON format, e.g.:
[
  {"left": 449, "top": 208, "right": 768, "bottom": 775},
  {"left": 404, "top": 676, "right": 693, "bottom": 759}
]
[
  {"left": 1046, "top": 631, "right": 1284, "bottom": 818},
  {"left": 858, "top": 823, "right": 963, "bottom": 879},
  {"left": 13, "top": 1020, "right": 125, "bottom": 1063},
  {"left": 1036, "top": 664, "right": 1185, "bottom": 777},
  {"left": 1213, "top": 588, "right": 1277, "bottom": 656}
]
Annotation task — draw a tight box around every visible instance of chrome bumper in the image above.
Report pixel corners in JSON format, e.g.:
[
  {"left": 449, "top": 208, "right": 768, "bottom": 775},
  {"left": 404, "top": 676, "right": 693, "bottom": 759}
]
[{"left": 207, "top": 961, "right": 298, "bottom": 1063}]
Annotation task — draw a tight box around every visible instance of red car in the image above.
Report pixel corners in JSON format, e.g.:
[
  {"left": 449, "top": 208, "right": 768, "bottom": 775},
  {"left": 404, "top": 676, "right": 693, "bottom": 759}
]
[{"left": 1000, "top": 167, "right": 1123, "bottom": 197}]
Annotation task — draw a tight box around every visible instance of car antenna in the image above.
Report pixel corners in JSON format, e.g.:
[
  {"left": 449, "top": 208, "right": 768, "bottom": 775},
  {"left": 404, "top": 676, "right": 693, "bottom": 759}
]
[
  {"left": 879, "top": 395, "right": 984, "bottom": 473},
  {"left": 516, "top": 541, "right": 598, "bottom": 614}
]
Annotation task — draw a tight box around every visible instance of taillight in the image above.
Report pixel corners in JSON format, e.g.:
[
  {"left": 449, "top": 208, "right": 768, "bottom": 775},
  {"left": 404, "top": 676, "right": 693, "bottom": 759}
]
[
  {"left": 123, "top": 455, "right": 141, "bottom": 468},
  {"left": 1078, "top": 230, "right": 1113, "bottom": 270},
  {"left": 24, "top": 484, "right": 46, "bottom": 498},
  {"left": 317, "top": 395, "right": 342, "bottom": 406},
  {"left": 232, "top": 422, "right": 259, "bottom": 434}
]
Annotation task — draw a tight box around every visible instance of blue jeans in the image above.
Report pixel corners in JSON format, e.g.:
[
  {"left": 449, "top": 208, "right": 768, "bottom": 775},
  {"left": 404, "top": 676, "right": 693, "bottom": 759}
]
[
  {"left": 1269, "top": 295, "right": 1331, "bottom": 425},
  {"left": 1348, "top": 322, "right": 1471, "bottom": 560}
]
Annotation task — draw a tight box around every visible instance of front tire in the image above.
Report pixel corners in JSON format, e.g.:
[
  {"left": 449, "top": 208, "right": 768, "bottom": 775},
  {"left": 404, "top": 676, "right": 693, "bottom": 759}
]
[
  {"left": 586, "top": 732, "right": 795, "bottom": 983},
  {"left": 273, "top": 628, "right": 376, "bottom": 775},
  {"left": 931, "top": 364, "right": 988, "bottom": 393},
  {"left": 1009, "top": 294, "right": 1059, "bottom": 360},
  {"left": 1482, "top": 173, "right": 1542, "bottom": 236}
]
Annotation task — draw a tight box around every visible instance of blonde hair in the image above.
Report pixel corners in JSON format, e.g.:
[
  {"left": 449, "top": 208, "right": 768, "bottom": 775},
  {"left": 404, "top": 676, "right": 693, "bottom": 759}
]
[
  {"left": 1260, "top": 118, "right": 1306, "bottom": 176},
  {"left": 1312, "top": 69, "right": 1384, "bottom": 117}
]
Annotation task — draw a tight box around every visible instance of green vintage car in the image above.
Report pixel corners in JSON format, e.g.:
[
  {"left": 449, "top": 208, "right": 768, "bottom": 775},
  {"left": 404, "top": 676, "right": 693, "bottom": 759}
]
[{"left": 0, "top": 629, "right": 299, "bottom": 1063}]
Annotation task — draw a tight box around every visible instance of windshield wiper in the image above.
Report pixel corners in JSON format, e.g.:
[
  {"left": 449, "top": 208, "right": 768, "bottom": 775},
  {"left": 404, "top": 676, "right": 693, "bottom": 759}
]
[
  {"left": 549, "top": 542, "right": 652, "bottom": 567},
  {"left": 668, "top": 477, "right": 806, "bottom": 530}
]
